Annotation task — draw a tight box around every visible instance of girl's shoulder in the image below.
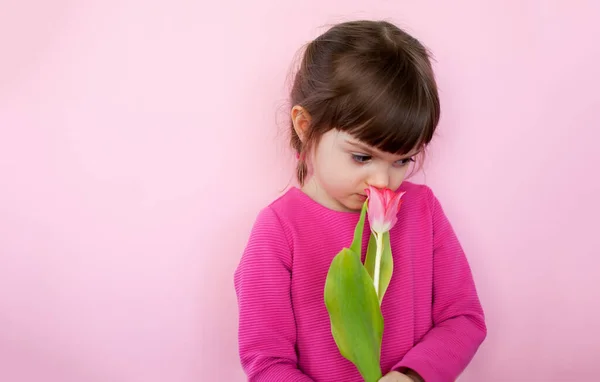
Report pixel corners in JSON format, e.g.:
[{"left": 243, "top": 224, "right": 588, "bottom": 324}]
[
  {"left": 398, "top": 180, "right": 435, "bottom": 200},
  {"left": 397, "top": 180, "right": 438, "bottom": 213},
  {"left": 396, "top": 182, "right": 459, "bottom": 241},
  {"left": 246, "top": 187, "right": 312, "bottom": 238}
]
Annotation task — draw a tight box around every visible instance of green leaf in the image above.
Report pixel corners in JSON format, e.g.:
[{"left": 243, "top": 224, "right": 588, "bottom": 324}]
[
  {"left": 364, "top": 231, "right": 394, "bottom": 305},
  {"left": 349, "top": 200, "right": 368, "bottom": 256},
  {"left": 324, "top": 247, "right": 383, "bottom": 382}
]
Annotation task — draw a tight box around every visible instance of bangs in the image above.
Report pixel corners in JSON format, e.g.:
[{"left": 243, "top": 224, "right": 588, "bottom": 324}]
[{"left": 326, "top": 49, "right": 440, "bottom": 155}]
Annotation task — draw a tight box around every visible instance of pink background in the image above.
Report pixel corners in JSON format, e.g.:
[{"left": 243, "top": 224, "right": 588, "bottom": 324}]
[{"left": 1, "top": 1, "right": 599, "bottom": 381}]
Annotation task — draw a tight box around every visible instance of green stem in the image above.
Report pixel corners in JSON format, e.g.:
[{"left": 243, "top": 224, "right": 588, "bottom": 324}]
[{"left": 373, "top": 233, "right": 383, "bottom": 296}]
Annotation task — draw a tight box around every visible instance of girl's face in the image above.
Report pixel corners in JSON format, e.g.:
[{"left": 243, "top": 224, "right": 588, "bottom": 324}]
[{"left": 302, "top": 129, "right": 416, "bottom": 212}]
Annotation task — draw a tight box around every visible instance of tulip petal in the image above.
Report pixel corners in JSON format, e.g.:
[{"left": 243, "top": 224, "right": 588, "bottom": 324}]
[
  {"left": 383, "top": 191, "right": 405, "bottom": 232},
  {"left": 382, "top": 188, "right": 396, "bottom": 206},
  {"left": 365, "top": 186, "right": 387, "bottom": 234}
]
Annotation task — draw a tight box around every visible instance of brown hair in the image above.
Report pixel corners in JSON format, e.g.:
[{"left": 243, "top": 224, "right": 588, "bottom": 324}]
[{"left": 289, "top": 20, "right": 440, "bottom": 185}]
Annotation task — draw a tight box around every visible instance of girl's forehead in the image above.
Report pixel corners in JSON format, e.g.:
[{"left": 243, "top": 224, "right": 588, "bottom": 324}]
[{"left": 331, "top": 130, "right": 355, "bottom": 141}]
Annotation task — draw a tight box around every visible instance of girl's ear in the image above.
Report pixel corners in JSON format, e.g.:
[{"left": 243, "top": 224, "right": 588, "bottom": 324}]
[{"left": 291, "top": 105, "right": 311, "bottom": 142}]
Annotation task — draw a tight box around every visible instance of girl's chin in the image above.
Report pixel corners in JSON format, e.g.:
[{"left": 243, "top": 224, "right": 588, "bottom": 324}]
[{"left": 338, "top": 194, "right": 366, "bottom": 212}]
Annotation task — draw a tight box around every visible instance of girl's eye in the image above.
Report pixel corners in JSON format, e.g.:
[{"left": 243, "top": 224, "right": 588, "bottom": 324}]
[
  {"left": 394, "top": 157, "right": 415, "bottom": 167},
  {"left": 352, "top": 154, "right": 371, "bottom": 163}
]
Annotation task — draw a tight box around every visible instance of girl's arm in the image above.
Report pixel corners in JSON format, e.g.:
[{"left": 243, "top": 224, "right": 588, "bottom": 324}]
[
  {"left": 234, "top": 207, "right": 314, "bottom": 382},
  {"left": 391, "top": 189, "right": 487, "bottom": 382}
]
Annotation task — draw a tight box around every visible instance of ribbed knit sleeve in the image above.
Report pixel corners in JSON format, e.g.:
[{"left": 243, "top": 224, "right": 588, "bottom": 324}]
[
  {"left": 392, "top": 190, "right": 487, "bottom": 382},
  {"left": 234, "top": 206, "right": 314, "bottom": 382}
]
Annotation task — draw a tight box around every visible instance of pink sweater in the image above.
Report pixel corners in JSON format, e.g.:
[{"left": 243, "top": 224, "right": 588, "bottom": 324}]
[{"left": 234, "top": 182, "right": 486, "bottom": 382}]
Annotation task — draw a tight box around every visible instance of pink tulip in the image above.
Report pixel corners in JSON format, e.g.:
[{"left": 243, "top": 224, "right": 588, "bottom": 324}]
[
  {"left": 365, "top": 186, "right": 405, "bottom": 234},
  {"left": 365, "top": 186, "right": 405, "bottom": 298}
]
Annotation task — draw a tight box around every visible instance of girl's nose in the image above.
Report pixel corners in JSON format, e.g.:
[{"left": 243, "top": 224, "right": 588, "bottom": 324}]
[{"left": 367, "top": 170, "right": 390, "bottom": 190}]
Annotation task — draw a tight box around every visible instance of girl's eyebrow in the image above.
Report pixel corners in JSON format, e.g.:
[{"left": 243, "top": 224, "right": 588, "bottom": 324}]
[{"left": 345, "top": 139, "right": 419, "bottom": 159}]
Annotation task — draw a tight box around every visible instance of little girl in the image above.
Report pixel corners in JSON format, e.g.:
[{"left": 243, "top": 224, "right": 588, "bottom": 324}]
[{"left": 234, "top": 20, "right": 486, "bottom": 382}]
